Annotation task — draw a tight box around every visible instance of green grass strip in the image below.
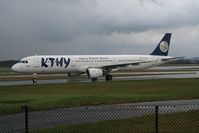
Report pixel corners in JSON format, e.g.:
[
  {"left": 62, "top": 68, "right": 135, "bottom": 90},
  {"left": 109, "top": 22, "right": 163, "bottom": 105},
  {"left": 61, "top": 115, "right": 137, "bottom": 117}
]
[{"left": 1, "top": 78, "right": 199, "bottom": 114}]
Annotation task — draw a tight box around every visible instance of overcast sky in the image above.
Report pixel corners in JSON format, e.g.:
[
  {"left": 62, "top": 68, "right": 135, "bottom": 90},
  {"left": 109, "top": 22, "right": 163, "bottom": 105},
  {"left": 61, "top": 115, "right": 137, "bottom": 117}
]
[{"left": 1, "top": 0, "right": 199, "bottom": 60}]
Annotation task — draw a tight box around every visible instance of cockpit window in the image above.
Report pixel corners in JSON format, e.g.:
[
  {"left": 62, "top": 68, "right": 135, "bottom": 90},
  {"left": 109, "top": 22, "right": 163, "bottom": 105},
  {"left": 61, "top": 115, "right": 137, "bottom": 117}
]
[{"left": 18, "top": 60, "right": 28, "bottom": 63}]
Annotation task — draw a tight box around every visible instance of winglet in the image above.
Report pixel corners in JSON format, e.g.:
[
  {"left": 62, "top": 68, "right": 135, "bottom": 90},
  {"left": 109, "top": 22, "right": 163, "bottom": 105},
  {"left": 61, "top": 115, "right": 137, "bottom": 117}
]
[{"left": 151, "top": 33, "right": 172, "bottom": 56}]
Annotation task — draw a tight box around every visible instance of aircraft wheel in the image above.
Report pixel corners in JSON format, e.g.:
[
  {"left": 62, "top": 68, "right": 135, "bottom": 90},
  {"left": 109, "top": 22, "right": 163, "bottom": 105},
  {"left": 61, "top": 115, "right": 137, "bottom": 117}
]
[{"left": 105, "top": 75, "right": 112, "bottom": 81}]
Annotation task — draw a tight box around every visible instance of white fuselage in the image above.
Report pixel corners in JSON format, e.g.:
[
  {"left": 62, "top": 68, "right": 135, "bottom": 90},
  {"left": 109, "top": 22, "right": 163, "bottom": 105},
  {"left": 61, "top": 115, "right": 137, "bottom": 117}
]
[
  {"left": 11, "top": 33, "right": 174, "bottom": 81},
  {"left": 12, "top": 55, "right": 172, "bottom": 74}
]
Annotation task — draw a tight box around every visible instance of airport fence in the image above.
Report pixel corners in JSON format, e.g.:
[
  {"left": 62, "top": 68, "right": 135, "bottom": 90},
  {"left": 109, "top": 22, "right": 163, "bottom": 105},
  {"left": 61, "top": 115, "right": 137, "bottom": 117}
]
[{"left": 0, "top": 105, "right": 199, "bottom": 133}]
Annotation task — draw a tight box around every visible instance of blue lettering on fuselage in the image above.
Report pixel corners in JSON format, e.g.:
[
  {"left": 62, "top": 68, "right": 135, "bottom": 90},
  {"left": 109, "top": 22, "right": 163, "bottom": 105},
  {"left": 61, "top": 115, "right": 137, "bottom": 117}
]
[{"left": 41, "top": 57, "right": 70, "bottom": 68}]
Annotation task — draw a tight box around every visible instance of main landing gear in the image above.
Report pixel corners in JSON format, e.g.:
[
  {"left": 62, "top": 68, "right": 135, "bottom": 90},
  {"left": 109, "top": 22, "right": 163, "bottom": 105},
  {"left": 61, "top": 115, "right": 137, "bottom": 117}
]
[{"left": 105, "top": 75, "right": 112, "bottom": 81}]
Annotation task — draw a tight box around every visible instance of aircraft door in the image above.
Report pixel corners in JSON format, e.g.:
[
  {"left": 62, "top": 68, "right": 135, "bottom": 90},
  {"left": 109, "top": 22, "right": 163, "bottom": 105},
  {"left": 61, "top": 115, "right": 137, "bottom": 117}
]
[{"left": 33, "top": 57, "right": 41, "bottom": 72}]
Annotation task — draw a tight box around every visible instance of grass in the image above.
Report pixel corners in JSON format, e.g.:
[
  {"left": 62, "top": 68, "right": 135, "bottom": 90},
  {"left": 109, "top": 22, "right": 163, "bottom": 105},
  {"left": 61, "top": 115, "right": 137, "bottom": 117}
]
[
  {"left": 32, "top": 110, "right": 199, "bottom": 133},
  {"left": 1, "top": 78, "right": 199, "bottom": 114}
]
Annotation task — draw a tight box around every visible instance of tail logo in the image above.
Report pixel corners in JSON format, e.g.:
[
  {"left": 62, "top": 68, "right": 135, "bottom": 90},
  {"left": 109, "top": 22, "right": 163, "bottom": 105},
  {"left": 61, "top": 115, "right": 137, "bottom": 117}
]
[{"left": 159, "top": 41, "right": 169, "bottom": 53}]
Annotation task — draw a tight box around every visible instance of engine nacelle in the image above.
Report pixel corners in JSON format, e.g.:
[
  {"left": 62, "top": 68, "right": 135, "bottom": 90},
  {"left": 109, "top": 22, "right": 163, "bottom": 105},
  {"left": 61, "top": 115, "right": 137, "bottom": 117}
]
[{"left": 86, "top": 68, "right": 104, "bottom": 79}]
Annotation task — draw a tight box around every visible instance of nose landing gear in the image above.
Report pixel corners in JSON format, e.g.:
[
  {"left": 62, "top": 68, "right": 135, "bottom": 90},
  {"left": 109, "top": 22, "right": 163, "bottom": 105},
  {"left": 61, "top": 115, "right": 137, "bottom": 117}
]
[{"left": 32, "top": 73, "right": 38, "bottom": 84}]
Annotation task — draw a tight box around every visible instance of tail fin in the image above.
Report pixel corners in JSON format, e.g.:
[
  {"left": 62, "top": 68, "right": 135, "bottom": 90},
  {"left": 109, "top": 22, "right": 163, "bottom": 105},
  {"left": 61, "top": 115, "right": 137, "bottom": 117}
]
[{"left": 151, "top": 33, "right": 171, "bottom": 56}]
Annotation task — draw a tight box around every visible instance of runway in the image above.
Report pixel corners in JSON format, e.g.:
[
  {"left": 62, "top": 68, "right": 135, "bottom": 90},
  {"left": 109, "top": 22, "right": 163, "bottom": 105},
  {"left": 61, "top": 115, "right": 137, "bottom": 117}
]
[
  {"left": 1, "top": 99, "right": 199, "bottom": 133},
  {"left": 1, "top": 66, "right": 199, "bottom": 86}
]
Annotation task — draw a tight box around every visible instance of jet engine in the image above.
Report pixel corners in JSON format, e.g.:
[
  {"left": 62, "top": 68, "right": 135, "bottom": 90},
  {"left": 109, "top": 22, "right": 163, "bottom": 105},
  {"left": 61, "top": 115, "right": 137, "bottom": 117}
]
[{"left": 86, "top": 68, "right": 104, "bottom": 79}]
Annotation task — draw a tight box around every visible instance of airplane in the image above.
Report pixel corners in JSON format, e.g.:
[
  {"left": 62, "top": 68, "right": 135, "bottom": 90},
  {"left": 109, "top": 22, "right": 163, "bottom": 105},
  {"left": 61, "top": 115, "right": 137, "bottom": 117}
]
[{"left": 12, "top": 33, "right": 178, "bottom": 81}]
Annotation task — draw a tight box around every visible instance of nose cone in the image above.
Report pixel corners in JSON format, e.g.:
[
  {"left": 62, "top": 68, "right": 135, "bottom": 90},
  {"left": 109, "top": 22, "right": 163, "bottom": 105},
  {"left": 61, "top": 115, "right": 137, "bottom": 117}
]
[{"left": 12, "top": 64, "right": 20, "bottom": 72}]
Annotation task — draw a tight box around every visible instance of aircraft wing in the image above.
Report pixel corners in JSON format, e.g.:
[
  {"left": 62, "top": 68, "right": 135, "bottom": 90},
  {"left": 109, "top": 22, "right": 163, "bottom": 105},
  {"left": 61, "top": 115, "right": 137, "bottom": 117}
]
[
  {"left": 102, "top": 61, "right": 154, "bottom": 69},
  {"left": 161, "top": 57, "right": 184, "bottom": 62}
]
